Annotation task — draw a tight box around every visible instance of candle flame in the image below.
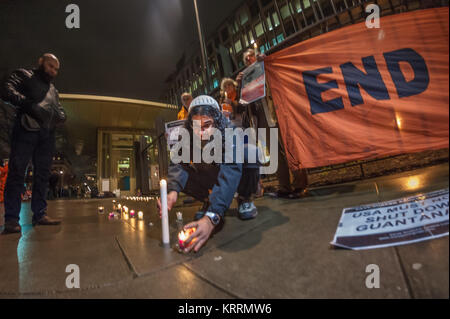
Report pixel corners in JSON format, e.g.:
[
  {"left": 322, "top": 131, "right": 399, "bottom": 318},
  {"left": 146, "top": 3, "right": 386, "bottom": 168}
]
[{"left": 178, "top": 228, "right": 197, "bottom": 248}]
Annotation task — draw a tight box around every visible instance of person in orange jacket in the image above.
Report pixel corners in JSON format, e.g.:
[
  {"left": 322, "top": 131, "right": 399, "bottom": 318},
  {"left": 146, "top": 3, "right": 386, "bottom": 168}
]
[{"left": 178, "top": 92, "right": 193, "bottom": 120}]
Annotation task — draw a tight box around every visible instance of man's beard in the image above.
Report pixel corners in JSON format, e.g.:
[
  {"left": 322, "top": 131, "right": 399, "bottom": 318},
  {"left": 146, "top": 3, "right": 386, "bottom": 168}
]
[{"left": 37, "top": 65, "right": 54, "bottom": 83}]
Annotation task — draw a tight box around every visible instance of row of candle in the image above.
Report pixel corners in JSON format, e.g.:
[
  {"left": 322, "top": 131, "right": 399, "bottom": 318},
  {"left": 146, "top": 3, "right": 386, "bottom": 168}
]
[
  {"left": 98, "top": 200, "right": 144, "bottom": 220},
  {"left": 124, "top": 196, "right": 155, "bottom": 202}
]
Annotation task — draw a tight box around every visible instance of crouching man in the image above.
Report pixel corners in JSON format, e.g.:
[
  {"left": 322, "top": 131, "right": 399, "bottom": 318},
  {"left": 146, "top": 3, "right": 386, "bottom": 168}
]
[{"left": 158, "top": 95, "right": 261, "bottom": 253}]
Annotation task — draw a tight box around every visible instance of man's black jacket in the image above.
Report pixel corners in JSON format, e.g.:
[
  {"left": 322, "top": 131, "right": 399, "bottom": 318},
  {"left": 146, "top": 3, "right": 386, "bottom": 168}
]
[{"left": 1, "top": 68, "right": 66, "bottom": 131}]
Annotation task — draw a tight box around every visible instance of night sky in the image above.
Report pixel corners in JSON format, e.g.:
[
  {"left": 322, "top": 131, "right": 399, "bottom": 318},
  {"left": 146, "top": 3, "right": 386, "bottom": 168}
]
[{"left": 0, "top": 0, "right": 244, "bottom": 102}]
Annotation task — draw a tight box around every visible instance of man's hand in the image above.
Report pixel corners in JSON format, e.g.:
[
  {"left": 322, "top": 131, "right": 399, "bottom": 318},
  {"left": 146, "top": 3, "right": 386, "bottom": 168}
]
[
  {"left": 157, "top": 191, "right": 178, "bottom": 218},
  {"left": 182, "top": 216, "right": 216, "bottom": 253},
  {"left": 236, "top": 72, "right": 244, "bottom": 83}
]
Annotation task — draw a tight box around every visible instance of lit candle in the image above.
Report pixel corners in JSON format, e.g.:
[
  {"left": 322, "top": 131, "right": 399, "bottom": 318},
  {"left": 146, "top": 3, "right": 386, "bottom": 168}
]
[
  {"left": 176, "top": 211, "right": 183, "bottom": 222},
  {"left": 130, "top": 210, "right": 135, "bottom": 218},
  {"left": 178, "top": 227, "right": 197, "bottom": 249},
  {"left": 160, "top": 179, "right": 170, "bottom": 246},
  {"left": 138, "top": 211, "right": 144, "bottom": 220},
  {"left": 108, "top": 212, "right": 115, "bottom": 219},
  {"left": 123, "top": 206, "right": 129, "bottom": 214},
  {"left": 98, "top": 206, "right": 104, "bottom": 214}
]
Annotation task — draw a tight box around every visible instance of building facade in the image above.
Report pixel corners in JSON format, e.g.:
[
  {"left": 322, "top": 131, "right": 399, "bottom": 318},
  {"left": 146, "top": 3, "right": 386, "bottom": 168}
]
[{"left": 164, "top": 0, "right": 447, "bottom": 107}]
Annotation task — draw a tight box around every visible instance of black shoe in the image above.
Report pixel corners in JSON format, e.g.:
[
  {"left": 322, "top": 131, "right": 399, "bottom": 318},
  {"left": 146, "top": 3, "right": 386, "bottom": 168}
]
[
  {"left": 32, "top": 215, "right": 61, "bottom": 226},
  {"left": 2, "top": 220, "right": 21, "bottom": 234}
]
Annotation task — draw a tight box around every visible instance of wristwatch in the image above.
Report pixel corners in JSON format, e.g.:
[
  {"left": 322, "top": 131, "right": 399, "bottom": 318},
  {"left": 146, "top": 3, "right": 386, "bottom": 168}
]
[{"left": 205, "top": 211, "right": 221, "bottom": 226}]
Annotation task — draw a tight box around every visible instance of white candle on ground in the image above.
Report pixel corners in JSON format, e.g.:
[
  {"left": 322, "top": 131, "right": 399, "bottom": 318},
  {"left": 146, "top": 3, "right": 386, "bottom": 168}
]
[{"left": 160, "top": 179, "right": 170, "bottom": 245}]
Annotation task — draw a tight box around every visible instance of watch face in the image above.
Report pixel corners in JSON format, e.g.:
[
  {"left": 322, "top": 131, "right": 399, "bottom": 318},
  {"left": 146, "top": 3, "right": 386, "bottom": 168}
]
[{"left": 206, "top": 212, "right": 219, "bottom": 225}]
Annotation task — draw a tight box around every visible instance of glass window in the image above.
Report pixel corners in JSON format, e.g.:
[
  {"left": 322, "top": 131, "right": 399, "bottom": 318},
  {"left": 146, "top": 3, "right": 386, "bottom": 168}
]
[
  {"left": 234, "top": 39, "right": 242, "bottom": 53},
  {"left": 293, "top": 0, "right": 302, "bottom": 12},
  {"left": 280, "top": 5, "right": 291, "bottom": 19},
  {"left": 272, "top": 38, "right": 277, "bottom": 46},
  {"left": 276, "top": 33, "right": 284, "bottom": 43},
  {"left": 272, "top": 12, "right": 280, "bottom": 27},
  {"left": 255, "top": 23, "right": 264, "bottom": 37},
  {"left": 303, "top": 0, "right": 311, "bottom": 9},
  {"left": 244, "top": 34, "right": 249, "bottom": 47},
  {"left": 240, "top": 10, "right": 249, "bottom": 25},
  {"left": 248, "top": 30, "right": 255, "bottom": 44},
  {"left": 266, "top": 17, "right": 273, "bottom": 31},
  {"left": 213, "top": 79, "right": 219, "bottom": 89}
]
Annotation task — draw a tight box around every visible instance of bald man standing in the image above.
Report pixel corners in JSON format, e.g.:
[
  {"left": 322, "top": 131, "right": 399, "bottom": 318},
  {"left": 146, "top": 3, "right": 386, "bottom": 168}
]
[{"left": 0, "top": 53, "right": 66, "bottom": 234}]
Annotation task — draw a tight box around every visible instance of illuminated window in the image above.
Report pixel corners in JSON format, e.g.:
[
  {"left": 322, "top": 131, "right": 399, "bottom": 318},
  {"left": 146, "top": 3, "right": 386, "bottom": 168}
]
[
  {"left": 293, "top": 0, "right": 302, "bottom": 12},
  {"left": 276, "top": 33, "right": 284, "bottom": 43},
  {"left": 272, "top": 12, "right": 280, "bottom": 27},
  {"left": 303, "top": 0, "right": 311, "bottom": 9},
  {"left": 240, "top": 10, "right": 249, "bottom": 25},
  {"left": 213, "top": 79, "right": 219, "bottom": 89},
  {"left": 266, "top": 17, "right": 273, "bottom": 30},
  {"left": 272, "top": 38, "right": 277, "bottom": 46},
  {"left": 248, "top": 30, "right": 255, "bottom": 44},
  {"left": 255, "top": 23, "right": 264, "bottom": 37},
  {"left": 234, "top": 39, "right": 242, "bottom": 53},
  {"left": 280, "top": 5, "right": 291, "bottom": 19}
]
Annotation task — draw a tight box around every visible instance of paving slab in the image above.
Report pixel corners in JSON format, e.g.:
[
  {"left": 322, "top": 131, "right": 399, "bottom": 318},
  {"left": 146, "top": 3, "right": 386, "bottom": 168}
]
[{"left": 395, "top": 237, "right": 449, "bottom": 299}]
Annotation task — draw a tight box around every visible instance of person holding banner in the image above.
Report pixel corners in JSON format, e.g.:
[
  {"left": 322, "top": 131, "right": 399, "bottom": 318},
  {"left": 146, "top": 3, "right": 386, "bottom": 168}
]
[
  {"left": 237, "top": 48, "right": 309, "bottom": 199},
  {"left": 219, "top": 78, "right": 244, "bottom": 127},
  {"left": 157, "top": 95, "right": 261, "bottom": 252}
]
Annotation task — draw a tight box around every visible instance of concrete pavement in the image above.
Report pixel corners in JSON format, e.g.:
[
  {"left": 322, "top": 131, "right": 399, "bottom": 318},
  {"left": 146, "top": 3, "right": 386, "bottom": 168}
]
[{"left": 0, "top": 163, "right": 448, "bottom": 298}]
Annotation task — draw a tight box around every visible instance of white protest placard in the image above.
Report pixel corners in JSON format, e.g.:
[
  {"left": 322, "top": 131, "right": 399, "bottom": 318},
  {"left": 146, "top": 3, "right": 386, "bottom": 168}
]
[
  {"left": 331, "top": 189, "right": 449, "bottom": 250},
  {"left": 165, "top": 119, "right": 186, "bottom": 147},
  {"left": 240, "top": 61, "right": 266, "bottom": 104}
]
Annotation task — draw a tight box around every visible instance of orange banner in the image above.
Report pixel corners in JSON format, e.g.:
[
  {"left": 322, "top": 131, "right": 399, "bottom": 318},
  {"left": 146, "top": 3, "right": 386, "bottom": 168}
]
[{"left": 265, "top": 8, "right": 449, "bottom": 169}]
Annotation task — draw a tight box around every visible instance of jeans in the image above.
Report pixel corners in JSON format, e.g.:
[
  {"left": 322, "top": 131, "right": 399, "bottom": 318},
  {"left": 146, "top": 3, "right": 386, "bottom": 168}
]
[{"left": 4, "top": 123, "right": 55, "bottom": 222}]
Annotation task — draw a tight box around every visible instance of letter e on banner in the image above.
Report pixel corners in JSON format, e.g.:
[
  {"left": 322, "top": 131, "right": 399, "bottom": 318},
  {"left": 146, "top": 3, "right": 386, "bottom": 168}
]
[
  {"left": 365, "top": 4, "right": 380, "bottom": 29},
  {"left": 65, "top": 264, "right": 80, "bottom": 289},
  {"left": 65, "top": 4, "right": 80, "bottom": 29},
  {"left": 365, "top": 264, "right": 380, "bottom": 288}
]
